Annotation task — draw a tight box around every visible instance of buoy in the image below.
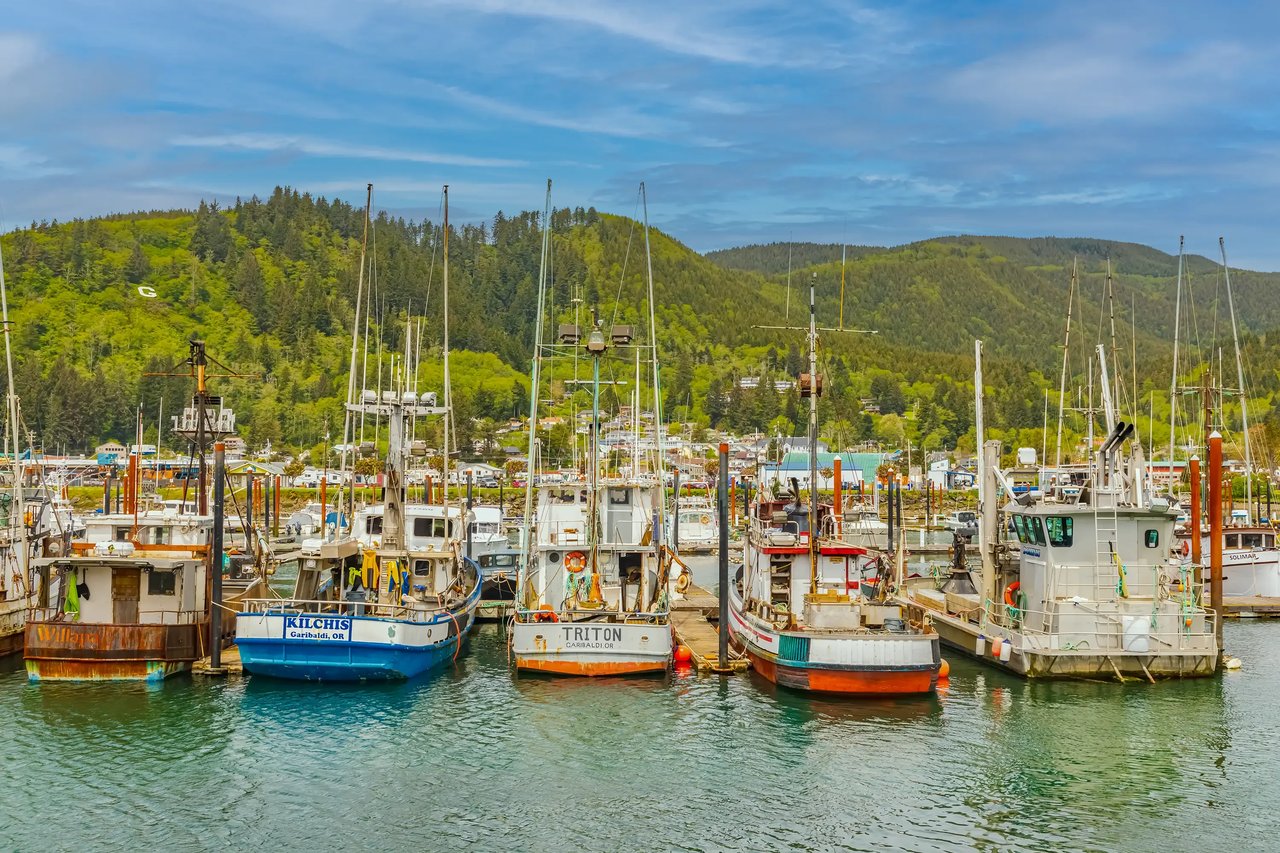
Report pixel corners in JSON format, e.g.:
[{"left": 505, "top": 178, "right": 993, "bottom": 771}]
[
  {"left": 674, "top": 645, "right": 693, "bottom": 665},
  {"left": 1225, "top": 656, "right": 1243, "bottom": 670},
  {"left": 938, "top": 658, "right": 950, "bottom": 679}
]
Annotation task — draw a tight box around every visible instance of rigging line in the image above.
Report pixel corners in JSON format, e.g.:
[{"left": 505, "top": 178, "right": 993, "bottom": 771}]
[{"left": 610, "top": 190, "right": 641, "bottom": 330}]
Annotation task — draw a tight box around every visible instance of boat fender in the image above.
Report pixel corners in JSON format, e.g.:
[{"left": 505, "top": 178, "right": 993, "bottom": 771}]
[
  {"left": 1003, "top": 581, "right": 1021, "bottom": 608},
  {"left": 533, "top": 604, "right": 558, "bottom": 623},
  {"left": 675, "top": 571, "right": 692, "bottom": 594},
  {"left": 565, "top": 551, "right": 587, "bottom": 574},
  {"left": 1181, "top": 540, "right": 1190, "bottom": 558}
]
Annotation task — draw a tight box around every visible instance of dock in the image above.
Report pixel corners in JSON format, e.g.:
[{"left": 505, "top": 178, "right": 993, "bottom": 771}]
[
  {"left": 1221, "top": 596, "right": 1280, "bottom": 618},
  {"left": 192, "top": 644, "right": 243, "bottom": 676},
  {"left": 671, "top": 583, "right": 749, "bottom": 674}
]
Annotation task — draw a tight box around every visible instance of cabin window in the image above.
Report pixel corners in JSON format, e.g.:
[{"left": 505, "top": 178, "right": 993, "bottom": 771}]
[
  {"left": 1226, "top": 533, "right": 1240, "bottom": 549},
  {"left": 1045, "top": 516, "right": 1073, "bottom": 547},
  {"left": 1242, "top": 532, "right": 1265, "bottom": 549},
  {"left": 1267, "top": 535, "right": 1276, "bottom": 549},
  {"left": 147, "top": 570, "right": 176, "bottom": 596},
  {"left": 1145, "top": 529, "right": 1160, "bottom": 549},
  {"left": 115, "top": 527, "right": 130, "bottom": 542},
  {"left": 150, "top": 526, "right": 170, "bottom": 546},
  {"left": 413, "top": 518, "right": 448, "bottom": 538},
  {"left": 609, "top": 489, "right": 630, "bottom": 505},
  {"left": 413, "top": 559, "right": 432, "bottom": 577},
  {"left": 366, "top": 516, "right": 383, "bottom": 535},
  {"left": 1028, "top": 517, "right": 1047, "bottom": 546},
  {"left": 1012, "top": 515, "right": 1028, "bottom": 544}
]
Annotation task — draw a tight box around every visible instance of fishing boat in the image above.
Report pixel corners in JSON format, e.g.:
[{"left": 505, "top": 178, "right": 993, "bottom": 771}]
[
  {"left": 510, "top": 181, "right": 674, "bottom": 677},
  {"left": 727, "top": 276, "right": 941, "bottom": 696},
  {"left": 235, "top": 184, "right": 480, "bottom": 681},
  {"left": 899, "top": 342, "right": 1218, "bottom": 679},
  {"left": 25, "top": 344, "right": 268, "bottom": 681},
  {"left": 667, "top": 495, "right": 718, "bottom": 552}
]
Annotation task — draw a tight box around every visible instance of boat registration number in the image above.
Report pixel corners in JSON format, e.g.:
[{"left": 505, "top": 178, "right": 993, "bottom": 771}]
[{"left": 284, "top": 615, "right": 354, "bottom": 642}]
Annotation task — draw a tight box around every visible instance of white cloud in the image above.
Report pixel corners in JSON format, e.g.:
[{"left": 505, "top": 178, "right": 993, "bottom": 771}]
[{"left": 169, "top": 133, "right": 525, "bottom": 168}]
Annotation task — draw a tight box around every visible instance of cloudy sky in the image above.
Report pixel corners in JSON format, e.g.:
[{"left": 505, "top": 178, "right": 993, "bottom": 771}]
[{"left": 2, "top": 1, "right": 1277, "bottom": 267}]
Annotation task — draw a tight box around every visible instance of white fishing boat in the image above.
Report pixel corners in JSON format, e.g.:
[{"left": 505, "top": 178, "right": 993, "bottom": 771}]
[
  {"left": 900, "top": 342, "right": 1218, "bottom": 679},
  {"left": 510, "top": 181, "right": 673, "bottom": 677},
  {"left": 667, "top": 495, "right": 718, "bottom": 552},
  {"left": 727, "top": 276, "right": 940, "bottom": 696}
]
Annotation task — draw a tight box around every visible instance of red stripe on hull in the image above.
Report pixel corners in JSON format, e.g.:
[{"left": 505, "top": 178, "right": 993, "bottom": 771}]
[
  {"left": 747, "top": 650, "right": 936, "bottom": 695},
  {"left": 516, "top": 657, "right": 668, "bottom": 677}
]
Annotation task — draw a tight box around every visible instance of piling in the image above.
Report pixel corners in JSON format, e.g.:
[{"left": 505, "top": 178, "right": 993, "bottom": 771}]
[
  {"left": 465, "top": 471, "right": 474, "bottom": 560},
  {"left": 210, "top": 441, "right": 226, "bottom": 674},
  {"left": 1209, "top": 432, "right": 1224, "bottom": 666},
  {"left": 1190, "top": 456, "right": 1201, "bottom": 565},
  {"left": 833, "top": 457, "right": 843, "bottom": 518},
  {"left": 886, "top": 470, "right": 895, "bottom": 551},
  {"left": 717, "top": 442, "right": 729, "bottom": 670},
  {"left": 319, "top": 478, "right": 328, "bottom": 537},
  {"left": 673, "top": 470, "right": 680, "bottom": 551},
  {"left": 102, "top": 477, "right": 111, "bottom": 514}
]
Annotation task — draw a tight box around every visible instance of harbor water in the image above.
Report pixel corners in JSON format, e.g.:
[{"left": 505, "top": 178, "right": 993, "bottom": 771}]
[{"left": 2, "top": 564, "right": 1277, "bottom": 851}]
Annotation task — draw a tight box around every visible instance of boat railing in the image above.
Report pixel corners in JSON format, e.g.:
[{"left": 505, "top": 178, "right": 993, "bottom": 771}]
[
  {"left": 977, "top": 597, "right": 1217, "bottom": 652},
  {"left": 25, "top": 607, "right": 206, "bottom": 625},
  {"left": 748, "top": 517, "right": 801, "bottom": 545},
  {"left": 514, "top": 607, "right": 669, "bottom": 624},
  {"left": 237, "top": 596, "right": 456, "bottom": 621}
]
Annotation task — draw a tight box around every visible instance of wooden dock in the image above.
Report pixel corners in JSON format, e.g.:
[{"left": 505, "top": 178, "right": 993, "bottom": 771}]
[
  {"left": 1222, "top": 596, "right": 1280, "bottom": 618},
  {"left": 192, "top": 644, "right": 243, "bottom": 677},
  {"left": 671, "top": 584, "right": 749, "bottom": 674}
]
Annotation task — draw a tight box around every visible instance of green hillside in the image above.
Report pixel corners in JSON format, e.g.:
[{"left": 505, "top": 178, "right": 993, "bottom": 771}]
[{"left": 3, "top": 190, "right": 1277, "bottom": 467}]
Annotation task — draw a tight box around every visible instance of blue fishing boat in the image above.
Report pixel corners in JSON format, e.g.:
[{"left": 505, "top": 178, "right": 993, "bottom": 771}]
[{"left": 235, "top": 183, "right": 480, "bottom": 681}]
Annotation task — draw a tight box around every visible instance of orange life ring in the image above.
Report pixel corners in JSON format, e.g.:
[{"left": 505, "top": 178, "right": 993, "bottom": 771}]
[
  {"left": 533, "top": 604, "right": 559, "bottom": 623},
  {"left": 565, "top": 551, "right": 587, "bottom": 574},
  {"left": 1004, "top": 581, "right": 1021, "bottom": 608}
]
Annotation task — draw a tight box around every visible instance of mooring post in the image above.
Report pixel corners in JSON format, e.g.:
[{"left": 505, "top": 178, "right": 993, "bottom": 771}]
[
  {"left": 211, "top": 441, "right": 226, "bottom": 671},
  {"left": 466, "top": 471, "right": 474, "bottom": 561},
  {"left": 1208, "top": 433, "right": 1224, "bottom": 668},
  {"left": 672, "top": 469, "right": 680, "bottom": 551},
  {"left": 717, "top": 442, "right": 729, "bottom": 669},
  {"left": 1190, "top": 456, "right": 1202, "bottom": 565}
]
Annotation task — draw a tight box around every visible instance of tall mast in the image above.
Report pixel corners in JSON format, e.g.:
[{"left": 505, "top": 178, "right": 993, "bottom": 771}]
[
  {"left": 807, "top": 273, "right": 819, "bottom": 595},
  {"left": 1168, "top": 236, "right": 1184, "bottom": 491},
  {"left": 641, "top": 184, "right": 666, "bottom": 545},
  {"left": 340, "top": 183, "right": 372, "bottom": 539},
  {"left": 1055, "top": 260, "right": 1077, "bottom": 468},
  {"left": 0, "top": 231, "right": 25, "bottom": 588},
  {"left": 522, "top": 180, "right": 552, "bottom": 569},
  {"left": 441, "top": 186, "right": 452, "bottom": 538},
  {"left": 1221, "top": 237, "right": 1251, "bottom": 521},
  {"left": 839, "top": 241, "right": 847, "bottom": 331},
  {"left": 1106, "top": 258, "right": 1120, "bottom": 420}
]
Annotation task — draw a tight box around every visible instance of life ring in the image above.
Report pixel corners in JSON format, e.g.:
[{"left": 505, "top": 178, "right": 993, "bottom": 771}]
[
  {"left": 675, "top": 572, "right": 692, "bottom": 594},
  {"left": 1180, "top": 540, "right": 1190, "bottom": 558},
  {"left": 533, "top": 604, "right": 558, "bottom": 623},
  {"left": 700, "top": 514, "right": 711, "bottom": 525},
  {"left": 565, "top": 551, "right": 587, "bottom": 574},
  {"left": 1003, "top": 581, "right": 1021, "bottom": 608}
]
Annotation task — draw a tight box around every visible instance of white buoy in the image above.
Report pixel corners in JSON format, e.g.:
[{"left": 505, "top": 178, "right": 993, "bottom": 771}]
[{"left": 1224, "top": 656, "right": 1243, "bottom": 670}]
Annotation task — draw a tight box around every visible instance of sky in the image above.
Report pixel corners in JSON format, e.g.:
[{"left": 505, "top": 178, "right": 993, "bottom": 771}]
[{"left": 2, "top": 1, "right": 1278, "bottom": 268}]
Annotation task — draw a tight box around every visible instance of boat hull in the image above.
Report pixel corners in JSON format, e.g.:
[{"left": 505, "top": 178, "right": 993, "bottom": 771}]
[
  {"left": 24, "top": 620, "right": 202, "bottom": 682},
  {"left": 235, "top": 605, "right": 476, "bottom": 681},
  {"left": 1, "top": 596, "right": 25, "bottom": 657},
  {"left": 511, "top": 619, "right": 671, "bottom": 676},
  {"left": 924, "top": 607, "right": 1217, "bottom": 679},
  {"left": 727, "top": 587, "right": 939, "bottom": 696}
]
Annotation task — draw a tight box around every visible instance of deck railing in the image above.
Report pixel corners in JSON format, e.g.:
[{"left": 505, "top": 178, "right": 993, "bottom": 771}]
[{"left": 237, "top": 596, "right": 463, "bottom": 621}]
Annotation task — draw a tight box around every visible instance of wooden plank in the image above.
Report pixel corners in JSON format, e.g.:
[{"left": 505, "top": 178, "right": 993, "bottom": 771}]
[{"left": 193, "top": 643, "right": 243, "bottom": 676}]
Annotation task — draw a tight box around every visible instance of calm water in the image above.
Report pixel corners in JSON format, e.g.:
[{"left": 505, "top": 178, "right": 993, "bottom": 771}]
[{"left": 2, "top": 601, "right": 1277, "bottom": 850}]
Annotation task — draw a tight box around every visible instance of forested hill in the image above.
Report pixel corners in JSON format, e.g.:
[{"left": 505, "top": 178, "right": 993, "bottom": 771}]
[
  {"left": 706, "top": 242, "right": 883, "bottom": 275},
  {"left": 4, "top": 188, "right": 1280, "bottom": 462}
]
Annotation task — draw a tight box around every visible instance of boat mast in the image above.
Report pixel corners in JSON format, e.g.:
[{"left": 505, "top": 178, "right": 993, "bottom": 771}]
[
  {"left": 1168, "top": 236, "right": 1184, "bottom": 493},
  {"left": 522, "top": 181, "right": 552, "bottom": 586},
  {"left": 1055, "top": 260, "right": 1077, "bottom": 469},
  {"left": 1221, "top": 237, "right": 1251, "bottom": 521},
  {"left": 839, "top": 241, "right": 847, "bottom": 331},
  {"left": 641, "top": 183, "right": 666, "bottom": 551},
  {"left": 807, "top": 273, "right": 819, "bottom": 595},
  {"left": 340, "top": 183, "right": 373, "bottom": 540},
  {"left": 442, "top": 186, "right": 452, "bottom": 542},
  {"left": 0, "top": 231, "right": 25, "bottom": 589}
]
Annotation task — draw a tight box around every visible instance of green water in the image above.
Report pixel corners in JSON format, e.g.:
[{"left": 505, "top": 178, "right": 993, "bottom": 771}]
[{"left": 1, "top": 619, "right": 1276, "bottom": 852}]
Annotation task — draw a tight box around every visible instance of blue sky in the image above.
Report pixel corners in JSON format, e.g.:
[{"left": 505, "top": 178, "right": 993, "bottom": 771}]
[{"left": 2, "top": 1, "right": 1278, "bottom": 268}]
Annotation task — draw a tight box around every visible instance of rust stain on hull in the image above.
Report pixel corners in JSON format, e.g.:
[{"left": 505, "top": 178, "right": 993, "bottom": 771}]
[{"left": 25, "top": 620, "right": 204, "bottom": 682}]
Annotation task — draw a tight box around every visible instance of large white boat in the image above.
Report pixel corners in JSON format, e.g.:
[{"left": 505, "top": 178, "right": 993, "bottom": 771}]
[
  {"left": 509, "top": 181, "right": 672, "bottom": 677},
  {"left": 667, "top": 495, "right": 718, "bottom": 552},
  {"left": 901, "top": 388, "right": 1218, "bottom": 679}
]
